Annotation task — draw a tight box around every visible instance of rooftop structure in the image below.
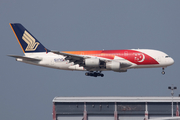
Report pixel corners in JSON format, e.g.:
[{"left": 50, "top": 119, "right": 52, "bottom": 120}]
[{"left": 52, "top": 97, "right": 180, "bottom": 120}]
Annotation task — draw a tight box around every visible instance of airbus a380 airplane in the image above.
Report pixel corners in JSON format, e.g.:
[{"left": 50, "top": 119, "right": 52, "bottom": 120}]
[{"left": 9, "top": 23, "right": 174, "bottom": 77}]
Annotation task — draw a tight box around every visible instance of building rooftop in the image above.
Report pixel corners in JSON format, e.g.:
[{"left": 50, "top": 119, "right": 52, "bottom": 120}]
[{"left": 53, "top": 96, "right": 180, "bottom": 102}]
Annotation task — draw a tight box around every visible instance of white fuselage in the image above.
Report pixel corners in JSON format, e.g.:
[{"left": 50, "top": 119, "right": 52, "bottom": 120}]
[{"left": 19, "top": 49, "right": 174, "bottom": 72}]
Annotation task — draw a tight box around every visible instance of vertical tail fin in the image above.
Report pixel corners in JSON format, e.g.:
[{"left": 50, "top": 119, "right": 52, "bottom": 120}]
[{"left": 9, "top": 23, "right": 50, "bottom": 53}]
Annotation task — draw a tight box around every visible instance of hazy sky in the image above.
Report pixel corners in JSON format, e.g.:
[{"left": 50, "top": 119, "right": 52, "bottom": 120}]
[{"left": 0, "top": 1, "right": 180, "bottom": 120}]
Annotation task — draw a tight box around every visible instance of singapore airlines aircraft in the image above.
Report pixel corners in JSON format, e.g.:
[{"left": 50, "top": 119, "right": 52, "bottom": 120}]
[{"left": 9, "top": 23, "right": 174, "bottom": 77}]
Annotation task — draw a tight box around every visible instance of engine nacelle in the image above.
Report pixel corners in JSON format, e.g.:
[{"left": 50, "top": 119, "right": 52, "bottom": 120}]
[
  {"left": 85, "top": 58, "right": 100, "bottom": 67},
  {"left": 106, "top": 61, "right": 121, "bottom": 71}
]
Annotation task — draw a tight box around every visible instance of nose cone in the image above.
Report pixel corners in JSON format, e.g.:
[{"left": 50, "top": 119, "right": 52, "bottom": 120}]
[{"left": 168, "top": 57, "right": 174, "bottom": 66}]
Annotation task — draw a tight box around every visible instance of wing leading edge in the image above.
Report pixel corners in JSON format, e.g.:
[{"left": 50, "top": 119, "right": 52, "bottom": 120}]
[{"left": 51, "top": 51, "right": 90, "bottom": 66}]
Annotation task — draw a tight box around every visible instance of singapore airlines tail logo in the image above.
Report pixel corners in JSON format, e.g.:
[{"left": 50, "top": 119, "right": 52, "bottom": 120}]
[{"left": 22, "top": 31, "right": 39, "bottom": 51}]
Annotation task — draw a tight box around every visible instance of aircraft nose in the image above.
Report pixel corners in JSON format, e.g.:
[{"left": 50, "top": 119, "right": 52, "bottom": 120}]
[{"left": 168, "top": 57, "right": 174, "bottom": 65}]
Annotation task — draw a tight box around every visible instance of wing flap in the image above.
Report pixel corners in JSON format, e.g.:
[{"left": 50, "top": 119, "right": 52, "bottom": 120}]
[{"left": 8, "top": 55, "right": 42, "bottom": 61}]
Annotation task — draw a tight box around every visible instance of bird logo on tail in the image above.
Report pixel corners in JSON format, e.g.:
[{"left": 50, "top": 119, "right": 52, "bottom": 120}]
[{"left": 22, "top": 30, "right": 39, "bottom": 51}]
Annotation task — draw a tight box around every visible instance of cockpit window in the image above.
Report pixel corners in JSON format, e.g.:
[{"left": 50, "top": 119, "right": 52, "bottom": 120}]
[{"left": 165, "top": 56, "right": 170, "bottom": 58}]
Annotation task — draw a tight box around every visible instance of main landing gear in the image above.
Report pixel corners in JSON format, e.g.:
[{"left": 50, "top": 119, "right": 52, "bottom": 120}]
[
  {"left": 161, "top": 67, "right": 165, "bottom": 75},
  {"left": 85, "top": 71, "right": 104, "bottom": 77}
]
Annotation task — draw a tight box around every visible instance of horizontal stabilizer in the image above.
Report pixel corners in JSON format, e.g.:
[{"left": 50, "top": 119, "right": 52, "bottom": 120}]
[{"left": 8, "top": 55, "right": 42, "bottom": 61}]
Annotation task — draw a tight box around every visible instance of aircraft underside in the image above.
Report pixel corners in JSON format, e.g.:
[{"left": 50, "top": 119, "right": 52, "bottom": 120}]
[{"left": 18, "top": 58, "right": 168, "bottom": 77}]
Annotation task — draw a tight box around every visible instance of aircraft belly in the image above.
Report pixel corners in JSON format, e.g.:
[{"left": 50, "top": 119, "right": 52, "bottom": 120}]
[{"left": 134, "top": 64, "right": 162, "bottom": 68}]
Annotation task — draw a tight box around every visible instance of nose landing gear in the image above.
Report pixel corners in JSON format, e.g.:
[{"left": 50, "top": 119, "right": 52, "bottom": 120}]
[
  {"left": 161, "top": 67, "right": 165, "bottom": 75},
  {"left": 85, "top": 71, "right": 104, "bottom": 77}
]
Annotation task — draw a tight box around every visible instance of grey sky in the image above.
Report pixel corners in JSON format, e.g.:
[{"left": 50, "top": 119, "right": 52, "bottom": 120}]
[{"left": 0, "top": 1, "right": 180, "bottom": 120}]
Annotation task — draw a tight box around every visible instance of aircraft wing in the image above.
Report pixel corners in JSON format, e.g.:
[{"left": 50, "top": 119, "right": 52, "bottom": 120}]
[
  {"left": 51, "top": 51, "right": 131, "bottom": 71},
  {"left": 51, "top": 51, "right": 90, "bottom": 66},
  {"left": 8, "top": 55, "right": 42, "bottom": 61}
]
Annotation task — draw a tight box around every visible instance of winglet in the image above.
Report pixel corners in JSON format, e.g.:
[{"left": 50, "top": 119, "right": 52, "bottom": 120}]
[{"left": 9, "top": 23, "right": 50, "bottom": 53}]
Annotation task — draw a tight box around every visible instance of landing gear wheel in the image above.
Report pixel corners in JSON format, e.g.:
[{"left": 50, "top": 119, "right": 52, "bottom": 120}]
[
  {"left": 161, "top": 67, "right": 165, "bottom": 75},
  {"left": 161, "top": 71, "right": 165, "bottom": 75},
  {"left": 94, "top": 75, "right": 97, "bottom": 77},
  {"left": 85, "top": 71, "right": 104, "bottom": 77},
  {"left": 85, "top": 72, "right": 89, "bottom": 76},
  {"left": 100, "top": 74, "right": 104, "bottom": 77}
]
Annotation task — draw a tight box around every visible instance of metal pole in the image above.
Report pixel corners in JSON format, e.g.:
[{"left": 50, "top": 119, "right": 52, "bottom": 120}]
[
  {"left": 168, "top": 85, "right": 177, "bottom": 117},
  {"left": 114, "top": 102, "right": 118, "bottom": 120},
  {"left": 145, "top": 102, "right": 148, "bottom": 120},
  {"left": 171, "top": 89, "right": 174, "bottom": 117},
  {"left": 83, "top": 102, "right": 87, "bottom": 120}
]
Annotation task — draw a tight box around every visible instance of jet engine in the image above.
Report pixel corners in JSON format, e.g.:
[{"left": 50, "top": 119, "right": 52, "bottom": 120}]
[
  {"left": 106, "top": 61, "right": 121, "bottom": 71},
  {"left": 85, "top": 58, "right": 100, "bottom": 67}
]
